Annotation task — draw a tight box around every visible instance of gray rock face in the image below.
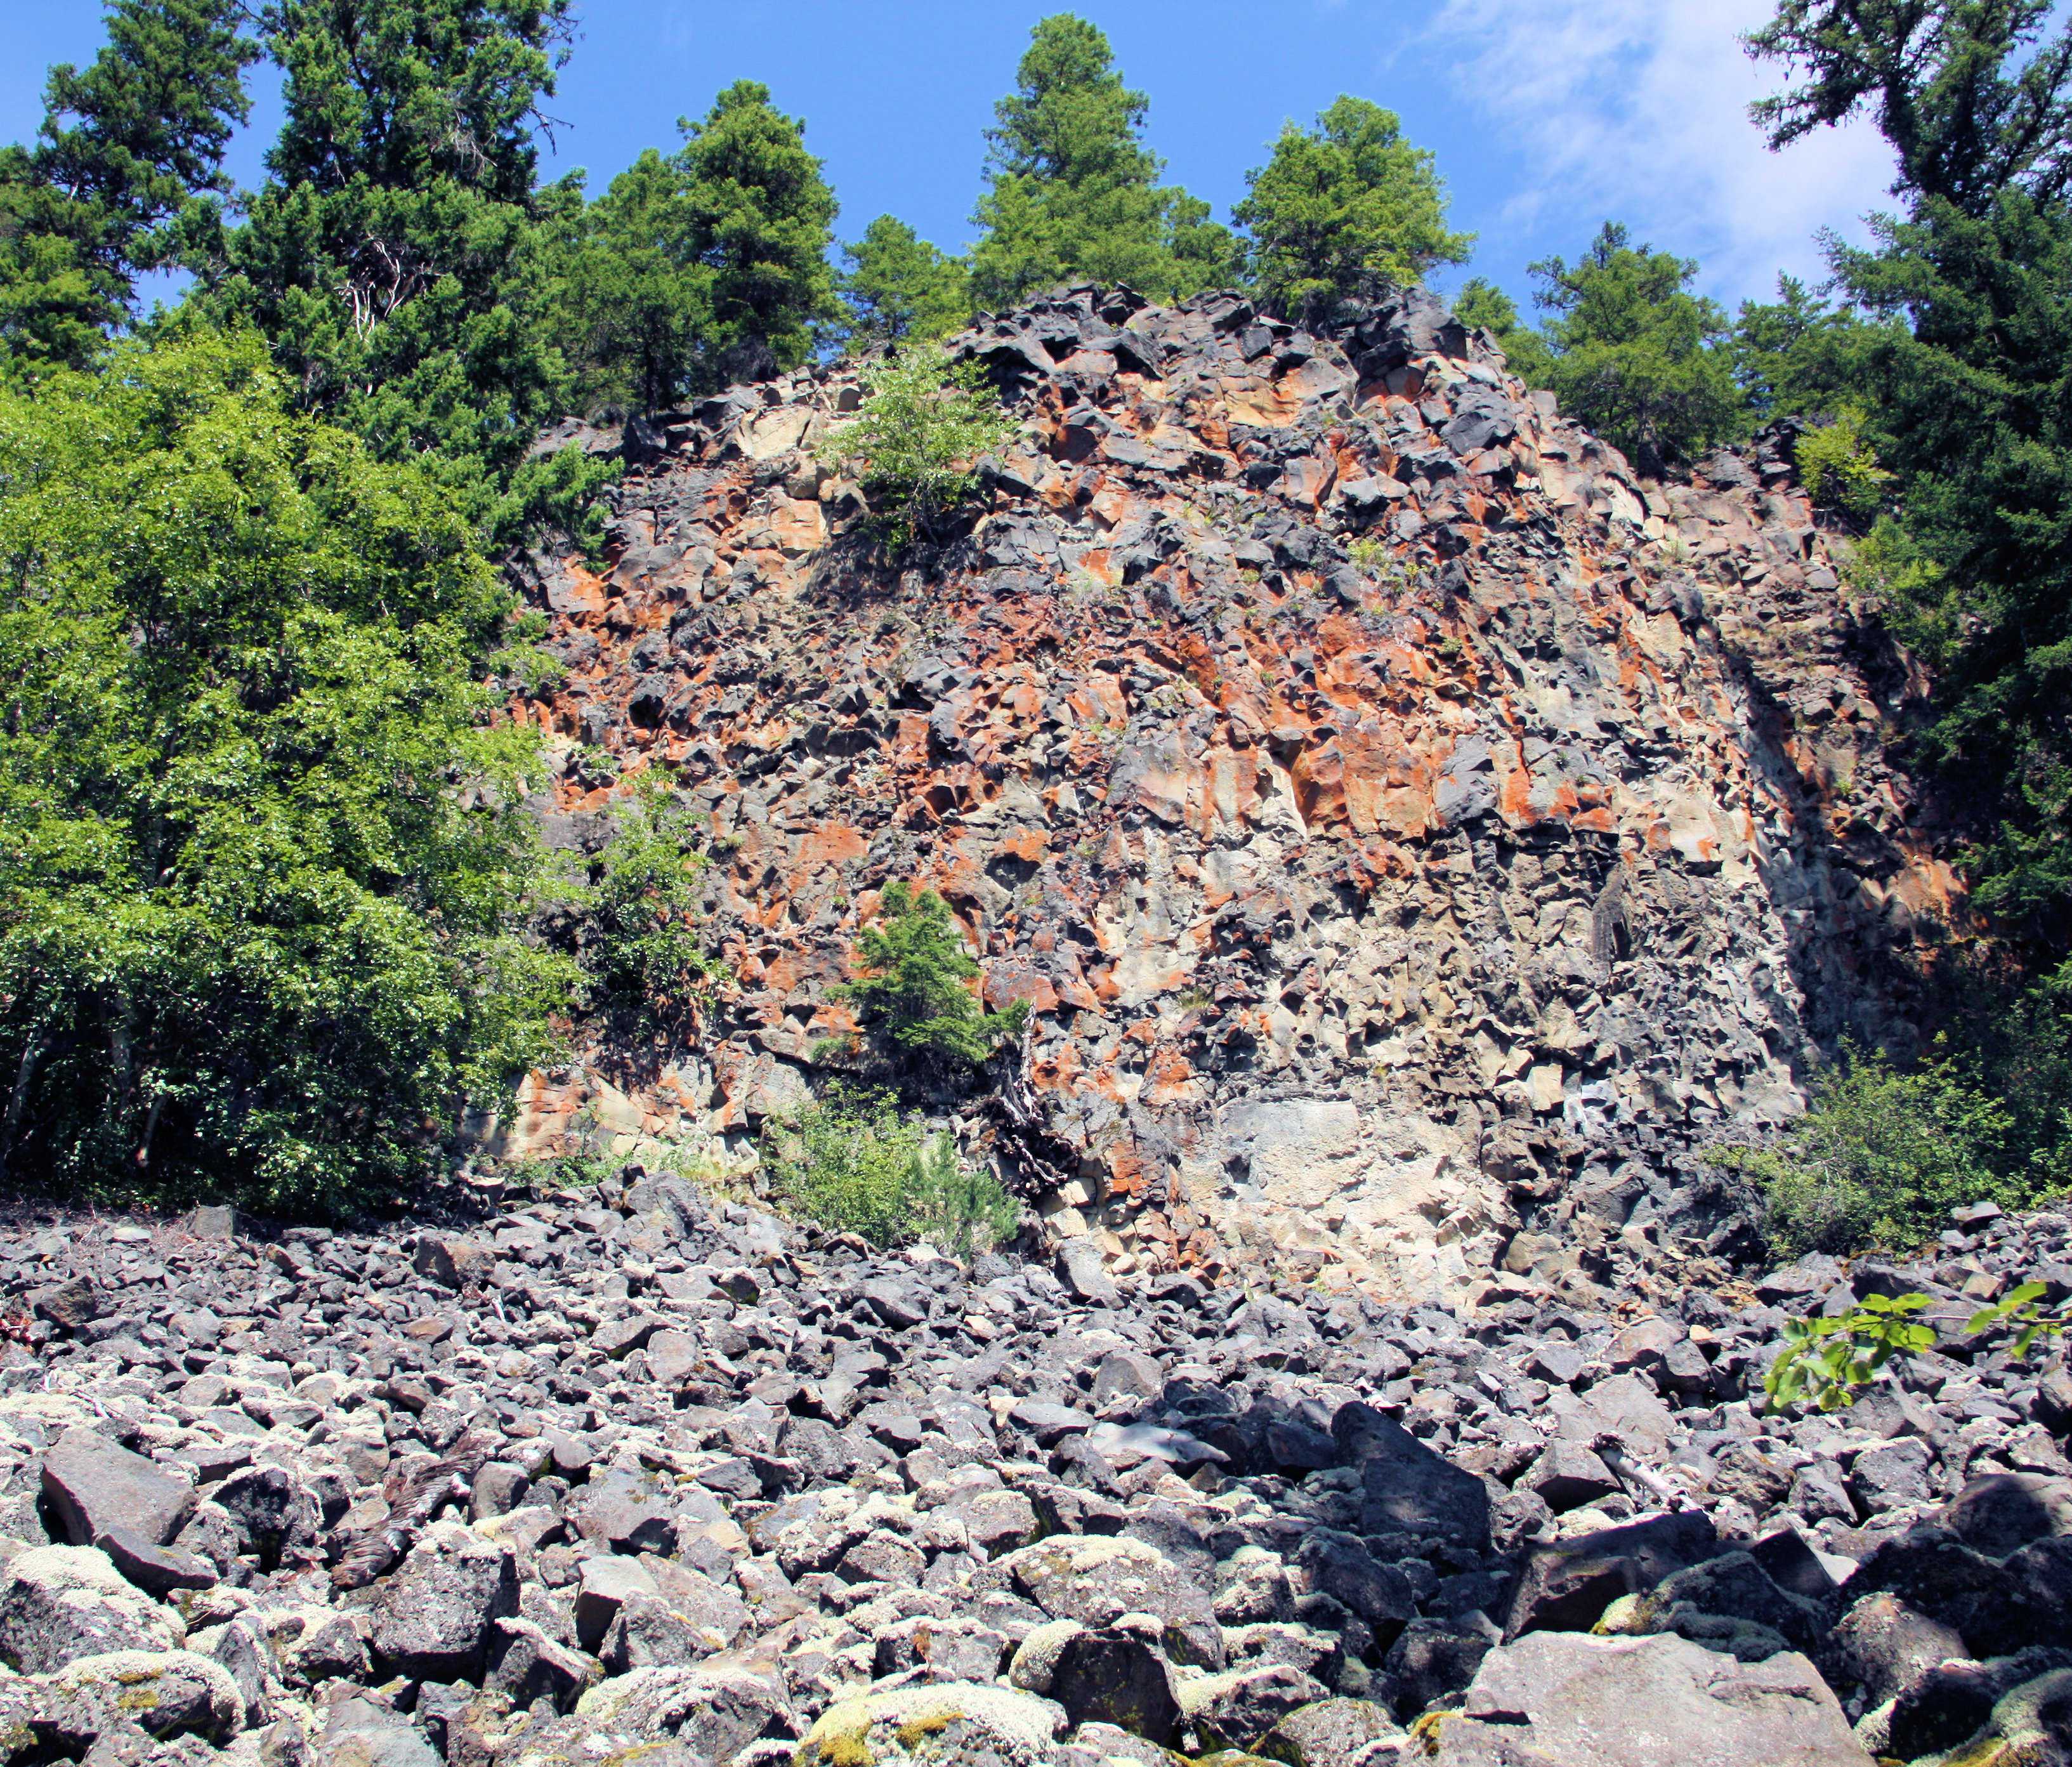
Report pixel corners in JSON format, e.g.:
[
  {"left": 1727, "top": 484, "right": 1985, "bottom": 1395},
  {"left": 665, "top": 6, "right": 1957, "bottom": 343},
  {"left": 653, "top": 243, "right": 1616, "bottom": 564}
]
[
  {"left": 369, "top": 1524, "right": 518, "bottom": 1680},
  {"left": 1439, "top": 1632, "right": 1872, "bottom": 1767},
  {"left": 39, "top": 1429, "right": 193, "bottom": 1549}
]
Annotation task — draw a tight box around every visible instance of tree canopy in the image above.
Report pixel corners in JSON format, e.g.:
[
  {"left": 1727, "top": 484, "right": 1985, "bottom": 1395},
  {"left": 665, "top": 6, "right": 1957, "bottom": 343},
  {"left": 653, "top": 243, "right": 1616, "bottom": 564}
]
[
  {"left": 0, "top": 0, "right": 253, "bottom": 372},
  {"left": 967, "top": 14, "right": 1238, "bottom": 309},
  {"left": 0, "top": 328, "right": 568, "bottom": 1211},
  {"left": 1233, "top": 95, "right": 1471, "bottom": 322}
]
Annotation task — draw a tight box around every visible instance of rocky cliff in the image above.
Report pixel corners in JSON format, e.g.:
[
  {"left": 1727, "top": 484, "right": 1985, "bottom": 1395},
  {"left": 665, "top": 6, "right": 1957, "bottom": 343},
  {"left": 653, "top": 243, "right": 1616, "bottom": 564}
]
[{"left": 501, "top": 284, "right": 1962, "bottom": 1296}]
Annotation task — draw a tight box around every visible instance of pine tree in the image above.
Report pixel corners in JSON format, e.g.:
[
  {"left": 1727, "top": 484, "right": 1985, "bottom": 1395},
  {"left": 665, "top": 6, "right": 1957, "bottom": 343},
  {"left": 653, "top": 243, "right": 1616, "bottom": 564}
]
[
  {"left": 1524, "top": 222, "right": 1745, "bottom": 475},
  {"left": 548, "top": 150, "right": 706, "bottom": 416},
  {"left": 966, "top": 15, "right": 1236, "bottom": 309},
  {"left": 674, "top": 80, "right": 839, "bottom": 386},
  {"left": 548, "top": 84, "right": 837, "bottom": 413},
  {"left": 1729, "top": 273, "right": 1885, "bottom": 422},
  {"left": 192, "top": 0, "right": 584, "bottom": 532},
  {"left": 1452, "top": 276, "right": 1554, "bottom": 383},
  {"left": 0, "top": 0, "right": 254, "bottom": 372},
  {"left": 837, "top": 215, "right": 971, "bottom": 348},
  {"left": 1749, "top": 1, "right": 2072, "bottom": 967},
  {"left": 1233, "top": 95, "right": 1471, "bottom": 324}
]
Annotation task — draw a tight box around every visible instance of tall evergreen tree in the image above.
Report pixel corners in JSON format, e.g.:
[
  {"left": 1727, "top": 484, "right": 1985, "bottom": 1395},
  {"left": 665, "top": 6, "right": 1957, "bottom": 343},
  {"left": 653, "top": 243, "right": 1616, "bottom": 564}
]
[
  {"left": 190, "top": 0, "right": 586, "bottom": 532},
  {"left": 967, "top": 15, "right": 1238, "bottom": 309},
  {"left": 837, "top": 215, "right": 971, "bottom": 349},
  {"left": 1729, "top": 273, "right": 1885, "bottom": 421},
  {"left": 1233, "top": 95, "right": 1471, "bottom": 324},
  {"left": 674, "top": 80, "right": 839, "bottom": 386},
  {"left": 0, "top": 0, "right": 254, "bottom": 372},
  {"left": 1522, "top": 223, "right": 1745, "bottom": 476},
  {"left": 546, "top": 150, "right": 704, "bottom": 416},
  {"left": 547, "top": 82, "right": 836, "bottom": 414}
]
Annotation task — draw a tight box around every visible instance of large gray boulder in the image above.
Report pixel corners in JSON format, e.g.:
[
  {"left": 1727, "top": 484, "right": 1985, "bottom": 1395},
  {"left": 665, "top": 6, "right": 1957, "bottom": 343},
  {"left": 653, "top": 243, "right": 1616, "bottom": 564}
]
[
  {"left": 1333, "top": 1403, "right": 1490, "bottom": 1553},
  {"left": 34, "top": 1649, "right": 242, "bottom": 1747},
  {"left": 38, "top": 1429, "right": 194, "bottom": 1549},
  {"left": 797, "top": 1683, "right": 1065, "bottom": 1767},
  {"left": 1433, "top": 1632, "right": 1872, "bottom": 1767},
  {"left": 369, "top": 1524, "right": 518, "bottom": 1681},
  {"left": 998, "top": 1534, "right": 1223, "bottom": 1670},
  {"left": 0, "top": 1547, "right": 183, "bottom": 1673}
]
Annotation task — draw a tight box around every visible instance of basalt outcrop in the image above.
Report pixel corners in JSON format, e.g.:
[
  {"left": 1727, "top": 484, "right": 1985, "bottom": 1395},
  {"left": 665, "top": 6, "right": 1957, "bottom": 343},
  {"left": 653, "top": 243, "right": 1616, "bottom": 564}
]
[{"left": 501, "top": 284, "right": 1962, "bottom": 1295}]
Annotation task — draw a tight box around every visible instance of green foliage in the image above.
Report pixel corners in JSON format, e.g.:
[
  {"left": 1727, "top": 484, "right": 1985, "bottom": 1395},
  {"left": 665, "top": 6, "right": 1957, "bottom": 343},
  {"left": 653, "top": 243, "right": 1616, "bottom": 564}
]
[
  {"left": 830, "top": 882, "right": 1029, "bottom": 1071},
  {"left": 0, "top": 327, "right": 572, "bottom": 1214},
  {"left": 577, "top": 777, "right": 718, "bottom": 1032},
  {"left": 1764, "top": 1292, "right": 1936, "bottom": 1412},
  {"left": 1452, "top": 276, "right": 1555, "bottom": 383},
  {"left": 1795, "top": 406, "right": 1893, "bottom": 516},
  {"left": 1746, "top": 0, "right": 2072, "bottom": 215},
  {"left": 837, "top": 215, "right": 971, "bottom": 349},
  {"left": 1524, "top": 221, "right": 1745, "bottom": 475},
  {"left": 1766, "top": 1278, "right": 2071, "bottom": 1415},
  {"left": 188, "top": 0, "right": 601, "bottom": 541},
  {"left": 1730, "top": 273, "right": 1887, "bottom": 421},
  {"left": 763, "top": 1087, "right": 1019, "bottom": 1256},
  {"left": 548, "top": 84, "right": 838, "bottom": 413},
  {"left": 1749, "top": 4, "right": 2072, "bottom": 973},
  {"left": 0, "top": 0, "right": 255, "bottom": 374},
  {"left": 1719, "top": 1041, "right": 2049, "bottom": 1256},
  {"left": 818, "top": 342, "right": 1016, "bottom": 549},
  {"left": 967, "top": 15, "right": 1238, "bottom": 309},
  {"left": 672, "top": 80, "right": 839, "bottom": 386},
  {"left": 1233, "top": 95, "right": 1472, "bottom": 323},
  {"left": 1833, "top": 192, "right": 2072, "bottom": 958},
  {"left": 547, "top": 151, "right": 705, "bottom": 417},
  {"left": 1971, "top": 1278, "right": 2072, "bottom": 1356}
]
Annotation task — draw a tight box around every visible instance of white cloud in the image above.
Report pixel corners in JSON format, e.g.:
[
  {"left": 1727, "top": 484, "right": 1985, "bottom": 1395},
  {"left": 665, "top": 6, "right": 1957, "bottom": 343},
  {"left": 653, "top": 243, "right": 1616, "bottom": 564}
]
[{"left": 1429, "top": 0, "right": 1899, "bottom": 305}]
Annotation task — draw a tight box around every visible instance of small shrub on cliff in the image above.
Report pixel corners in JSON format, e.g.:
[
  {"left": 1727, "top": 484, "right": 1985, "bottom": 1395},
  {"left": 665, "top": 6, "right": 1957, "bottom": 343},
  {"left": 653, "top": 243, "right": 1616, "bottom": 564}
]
[
  {"left": 578, "top": 778, "right": 719, "bottom": 1032},
  {"left": 818, "top": 343, "right": 1015, "bottom": 549},
  {"left": 764, "top": 1087, "right": 1018, "bottom": 1256},
  {"left": 1721, "top": 1041, "right": 2037, "bottom": 1256},
  {"left": 1795, "top": 408, "right": 1891, "bottom": 520},
  {"left": 831, "top": 882, "right": 1028, "bottom": 1072}
]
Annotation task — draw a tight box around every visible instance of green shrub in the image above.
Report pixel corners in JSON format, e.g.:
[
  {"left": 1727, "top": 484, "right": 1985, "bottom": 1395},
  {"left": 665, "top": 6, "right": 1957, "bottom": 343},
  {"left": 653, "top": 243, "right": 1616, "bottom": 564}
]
[
  {"left": 1765, "top": 1281, "right": 2070, "bottom": 1414},
  {"left": 764, "top": 1087, "right": 1019, "bottom": 1257},
  {"left": 1795, "top": 407, "right": 1891, "bottom": 518},
  {"left": 0, "top": 329, "right": 574, "bottom": 1217},
  {"left": 579, "top": 777, "right": 718, "bottom": 1032},
  {"left": 1720, "top": 1041, "right": 2040, "bottom": 1256},
  {"left": 832, "top": 881, "right": 1028, "bottom": 1072},
  {"left": 818, "top": 342, "right": 1016, "bottom": 549}
]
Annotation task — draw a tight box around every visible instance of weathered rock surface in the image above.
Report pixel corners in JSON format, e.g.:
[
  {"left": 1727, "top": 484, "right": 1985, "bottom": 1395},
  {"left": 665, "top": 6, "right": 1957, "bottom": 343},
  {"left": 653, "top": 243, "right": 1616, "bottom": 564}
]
[
  {"left": 506, "top": 282, "right": 1960, "bottom": 1295},
  {"left": 0, "top": 1174, "right": 2056, "bottom": 1767}
]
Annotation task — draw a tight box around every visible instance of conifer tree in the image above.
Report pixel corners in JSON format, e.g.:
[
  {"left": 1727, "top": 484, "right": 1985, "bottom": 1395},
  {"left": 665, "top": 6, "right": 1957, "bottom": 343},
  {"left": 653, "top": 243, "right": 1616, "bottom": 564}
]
[
  {"left": 837, "top": 215, "right": 971, "bottom": 348},
  {"left": 191, "top": 0, "right": 584, "bottom": 531},
  {"left": 967, "top": 15, "right": 1237, "bottom": 308},
  {"left": 1523, "top": 222, "right": 1745, "bottom": 475},
  {"left": 1233, "top": 95, "right": 1471, "bottom": 323},
  {"left": 674, "top": 80, "right": 839, "bottom": 386},
  {"left": 0, "top": 0, "right": 254, "bottom": 372},
  {"left": 548, "top": 82, "right": 837, "bottom": 412}
]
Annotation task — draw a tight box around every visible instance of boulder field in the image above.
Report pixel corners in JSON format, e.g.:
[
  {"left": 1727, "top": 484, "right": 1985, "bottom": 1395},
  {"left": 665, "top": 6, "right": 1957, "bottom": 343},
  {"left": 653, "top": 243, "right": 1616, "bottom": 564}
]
[
  {"left": 503, "top": 281, "right": 1961, "bottom": 1295},
  {"left": 0, "top": 1181, "right": 2061, "bottom": 1767}
]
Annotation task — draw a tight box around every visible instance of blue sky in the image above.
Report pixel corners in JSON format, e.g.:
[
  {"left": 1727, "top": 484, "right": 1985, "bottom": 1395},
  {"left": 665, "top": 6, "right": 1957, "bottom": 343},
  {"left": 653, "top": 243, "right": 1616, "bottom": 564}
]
[{"left": 1, "top": 0, "right": 1899, "bottom": 315}]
